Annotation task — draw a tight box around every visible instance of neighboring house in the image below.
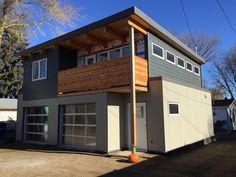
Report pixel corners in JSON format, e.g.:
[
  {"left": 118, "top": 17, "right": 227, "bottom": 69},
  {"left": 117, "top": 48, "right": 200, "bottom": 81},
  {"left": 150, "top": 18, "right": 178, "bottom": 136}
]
[
  {"left": 212, "top": 99, "right": 235, "bottom": 132},
  {"left": 16, "top": 7, "right": 214, "bottom": 153},
  {"left": 0, "top": 99, "right": 17, "bottom": 121}
]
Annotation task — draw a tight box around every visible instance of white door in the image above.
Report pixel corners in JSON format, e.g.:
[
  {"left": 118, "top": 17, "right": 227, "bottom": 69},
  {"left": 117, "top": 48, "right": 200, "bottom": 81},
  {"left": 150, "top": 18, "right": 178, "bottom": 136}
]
[
  {"left": 85, "top": 54, "right": 96, "bottom": 65},
  {"left": 128, "top": 102, "right": 147, "bottom": 150}
]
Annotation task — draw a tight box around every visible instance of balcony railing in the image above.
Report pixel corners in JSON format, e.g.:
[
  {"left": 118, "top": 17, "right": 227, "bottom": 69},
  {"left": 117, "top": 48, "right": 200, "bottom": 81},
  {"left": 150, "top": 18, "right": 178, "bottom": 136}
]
[{"left": 58, "top": 56, "right": 148, "bottom": 95}]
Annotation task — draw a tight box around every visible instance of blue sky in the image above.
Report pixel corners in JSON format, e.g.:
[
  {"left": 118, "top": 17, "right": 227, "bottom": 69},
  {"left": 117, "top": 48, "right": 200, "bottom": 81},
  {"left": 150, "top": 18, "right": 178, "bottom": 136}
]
[{"left": 30, "top": 0, "right": 236, "bottom": 86}]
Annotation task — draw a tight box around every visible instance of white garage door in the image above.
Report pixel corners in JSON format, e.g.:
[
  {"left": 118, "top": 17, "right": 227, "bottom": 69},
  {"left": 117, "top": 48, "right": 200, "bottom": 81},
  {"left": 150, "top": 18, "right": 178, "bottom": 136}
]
[{"left": 62, "top": 103, "right": 96, "bottom": 150}]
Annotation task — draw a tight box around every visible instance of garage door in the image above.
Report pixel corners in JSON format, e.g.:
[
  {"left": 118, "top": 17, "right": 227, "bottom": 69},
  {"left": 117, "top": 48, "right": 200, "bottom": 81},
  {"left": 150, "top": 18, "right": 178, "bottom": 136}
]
[
  {"left": 24, "top": 106, "right": 48, "bottom": 143},
  {"left": 62, "top": 103, "right": 96, "bottom": 150}
]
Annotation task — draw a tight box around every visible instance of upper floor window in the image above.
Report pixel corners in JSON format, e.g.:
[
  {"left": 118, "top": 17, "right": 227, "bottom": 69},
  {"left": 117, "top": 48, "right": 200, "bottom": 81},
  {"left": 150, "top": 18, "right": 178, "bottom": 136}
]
[
  {"left": 110, "top": 48, "right": 121, "bottom": 60},
  {"left": 186, "top": 61, "right": 193, "bottom": 72},
  {"left": 152, "top": 43, "right": 164, "bottom": 59},
  {"left": 177, "top": 57, "right": 185, "bottom": 69},
  {"left": 97, "top": 52, "right": 108, "bottom": 62},
  {"left": 122, "top": 46, "right": 130, "bottom": 57},
  {"left": 166, "top": 51, "right": 175, "bottom": 64},
  {"left": 32, "top": 58, "right": 47, "bottom": 81},
  {"left": 194, "top": 66, "right": 200, "bottom": 76}
]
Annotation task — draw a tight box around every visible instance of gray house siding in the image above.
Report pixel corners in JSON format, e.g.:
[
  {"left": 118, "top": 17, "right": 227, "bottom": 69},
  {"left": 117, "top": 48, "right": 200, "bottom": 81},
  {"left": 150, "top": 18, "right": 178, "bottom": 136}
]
[
  {"left": 23, "top": 48, "right": 59, "bottom": 101},
  {"left": 147, "top": 32, "right": 202, "bottom": 88}
]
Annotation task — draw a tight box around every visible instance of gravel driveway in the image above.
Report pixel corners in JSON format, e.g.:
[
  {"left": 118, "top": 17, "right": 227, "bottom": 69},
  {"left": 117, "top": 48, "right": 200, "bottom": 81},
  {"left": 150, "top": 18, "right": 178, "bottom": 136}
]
[{"left": 1, "top": 133, "right": 236, "bottom": 177}]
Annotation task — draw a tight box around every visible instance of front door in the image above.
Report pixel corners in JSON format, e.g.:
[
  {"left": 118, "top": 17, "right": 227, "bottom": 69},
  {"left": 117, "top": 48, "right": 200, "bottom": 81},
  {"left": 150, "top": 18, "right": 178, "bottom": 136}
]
[{"left": 128, "top": 102, "right": 147, "bottom": 150}]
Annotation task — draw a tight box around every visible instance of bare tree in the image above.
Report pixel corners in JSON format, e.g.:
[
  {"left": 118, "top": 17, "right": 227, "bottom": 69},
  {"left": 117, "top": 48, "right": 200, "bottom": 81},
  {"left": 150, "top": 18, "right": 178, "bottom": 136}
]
[
  {"left": 210, "top": 85, "right": 225, "bottom": 100},
  {"left": 211, "top": 46, "right": 236, "bottom": 99},
  {"left": 0, "top": 0, "right": 81, "bottom": 46},
  {"left": 178, "top": 33, "right": 221, "bottom": 62}
]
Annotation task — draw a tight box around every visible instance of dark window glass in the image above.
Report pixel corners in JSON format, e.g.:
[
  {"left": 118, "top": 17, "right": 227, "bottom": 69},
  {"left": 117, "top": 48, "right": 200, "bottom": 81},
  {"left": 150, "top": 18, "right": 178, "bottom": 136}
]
[
  {"left": 169, "top": 104, "right": 179, "bottom": 115},
  {"left": 122, "top": 46, "right": 130, "bottom": 57},
  {"left": 87, "top": 58, "right": 94, "bottom": 65},
  {"left": 178, "top": 58, "right": 185, "bottom": 67},
  {"left": 186, "top": 62, "right": 192, "bottom": 71},
  {"left": 98, "top": 52, "right": 108, "bottom": 62},
  {"left": 166, "top": 52, "right": 175, "bottom": 63},
  {"left": 194, "top": 67, "right": 199, "bottom": 74},
  {"left": 152, "top": 44, "right": 163, "bottom": 58},
  {"left": 110, "top": 49, "right": 120, "bottom": 60}
]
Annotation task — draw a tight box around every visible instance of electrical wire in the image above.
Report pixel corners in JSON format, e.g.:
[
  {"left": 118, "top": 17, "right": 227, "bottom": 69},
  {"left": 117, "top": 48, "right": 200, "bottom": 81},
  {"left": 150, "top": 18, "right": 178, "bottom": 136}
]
[
  {"left": 179, "top": 0, "right": 195, "bottom": 47},
  {"left": 216, "top": 0, "right": 236, "bottom": 36}
]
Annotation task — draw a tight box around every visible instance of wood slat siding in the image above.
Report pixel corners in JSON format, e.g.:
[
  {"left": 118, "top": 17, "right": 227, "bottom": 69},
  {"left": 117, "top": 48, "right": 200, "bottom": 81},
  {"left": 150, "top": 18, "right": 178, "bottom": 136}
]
[{"left": 58, "top": 56, "right": 148, "bottom": 94}]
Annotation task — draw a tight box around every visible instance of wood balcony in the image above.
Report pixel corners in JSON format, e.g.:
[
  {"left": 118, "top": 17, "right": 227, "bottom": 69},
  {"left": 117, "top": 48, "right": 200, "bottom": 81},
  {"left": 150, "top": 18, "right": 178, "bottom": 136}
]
[{"left": 58, "top": 56, "right": 148, "bottom": 96}]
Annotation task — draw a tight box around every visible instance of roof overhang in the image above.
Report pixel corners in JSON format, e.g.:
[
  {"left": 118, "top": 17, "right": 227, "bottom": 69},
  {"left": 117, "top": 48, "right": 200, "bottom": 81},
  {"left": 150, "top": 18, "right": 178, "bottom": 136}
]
[{"left": 20, "top": 6, "right": 205, "bottom": 64}]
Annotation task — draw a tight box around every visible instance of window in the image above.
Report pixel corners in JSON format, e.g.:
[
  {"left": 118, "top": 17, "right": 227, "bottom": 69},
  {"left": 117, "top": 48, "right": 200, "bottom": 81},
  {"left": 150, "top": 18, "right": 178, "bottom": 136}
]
[
  {"left": 152, "top": 43, "right": 164, "bottom": 59},
  {"left": 166, "top": 51, "right": 175, "bottom": 64},
  {"left": 62, "top": 103, "right": 96, "bottom": 149},
  {"left": 77, "top": 56, "right": 85, "bottom": 67},
  {"left": 194, "top": 66, "right": 200, "bottom": 76},
  {"left": 186, "top": 61, "right": 193, "bottom": 72},
  {"left": 122, "top": 46, "right": 130, "bottom": 57},
  {"left": 85, "top": 55, "right": 96, "bottom": 65},
  {"left": 110, "top": 48, "right": 121, "bottom": 60},
  {"left": 97, "top": 52, "right": 108, "bottom": 62},
  {"left": 169, "top": 103, "right": 179, "bottom": 115},
  {"left": 32, "top": 59, "right": 47, "bottom": 81},
  {"left": 24, "top": 106, "right": 49, "bottom": 143},
  {"left": 177, "top": 57, "right": 185, "bottom": 69}
]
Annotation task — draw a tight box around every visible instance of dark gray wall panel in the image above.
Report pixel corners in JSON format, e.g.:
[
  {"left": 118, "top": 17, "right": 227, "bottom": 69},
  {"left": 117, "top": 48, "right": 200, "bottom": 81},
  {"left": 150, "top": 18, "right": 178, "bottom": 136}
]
[
  {"left": 148, "top": 33, "right": 202, "bottom": 87},
  {"left": 23, "top": 49, "right": 59, "bottom": 101}
]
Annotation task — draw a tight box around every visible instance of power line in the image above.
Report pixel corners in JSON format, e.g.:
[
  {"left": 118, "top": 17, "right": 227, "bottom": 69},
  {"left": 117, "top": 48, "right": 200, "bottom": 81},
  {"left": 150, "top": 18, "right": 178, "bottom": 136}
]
[
  {"left": 216, "top": 0, "right": 236, "bottom": 36},
  {"left": 179, "top": 0, "right": 195, "bottom": 47}
]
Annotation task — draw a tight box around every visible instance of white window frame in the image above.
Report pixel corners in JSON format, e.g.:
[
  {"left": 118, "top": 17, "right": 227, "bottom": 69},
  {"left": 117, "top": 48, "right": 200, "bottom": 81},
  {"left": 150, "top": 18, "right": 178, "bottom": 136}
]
[
  {"left": 194, "top": 65, "right": 200, "bottom": 76},
  {"left": 168, "top": 102, "right": 180, "bottom": 116},
  {"left": 32, "top": 58, "right": 47, "bottom": 81},
  {"left": 152, "top": 43, "right": 164, "bottom": 59},
  {"left": 186, "top": 61, "right": 193, "bottom": 73},
  {"left": 166, "top": 50, "right": 176, "bottom": 65},
  {"left": 177, "top": 56, "right": 185, "bottom": 69}
]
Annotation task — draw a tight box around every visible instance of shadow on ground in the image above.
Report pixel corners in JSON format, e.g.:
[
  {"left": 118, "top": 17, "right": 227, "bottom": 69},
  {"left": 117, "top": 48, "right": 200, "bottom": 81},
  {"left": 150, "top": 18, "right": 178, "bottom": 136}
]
[
  {"left": 100, "top": 132, "right": 236, "bottom": 177},
  {"left": 0, "top": 142, "right": 106, "bottom": 157}
]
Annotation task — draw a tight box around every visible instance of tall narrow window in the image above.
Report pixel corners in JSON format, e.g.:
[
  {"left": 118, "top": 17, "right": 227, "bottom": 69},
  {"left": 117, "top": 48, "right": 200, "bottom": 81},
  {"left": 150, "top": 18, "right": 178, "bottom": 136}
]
[{"left": 32, "top": 58, "right": 47, "bottom": 81}]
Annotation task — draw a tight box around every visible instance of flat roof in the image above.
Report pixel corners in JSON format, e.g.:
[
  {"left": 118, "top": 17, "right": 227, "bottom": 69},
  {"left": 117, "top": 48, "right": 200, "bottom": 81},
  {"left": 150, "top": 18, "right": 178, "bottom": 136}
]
[{"left": 21, "top": 6, "right": 205, "bottom": 64}]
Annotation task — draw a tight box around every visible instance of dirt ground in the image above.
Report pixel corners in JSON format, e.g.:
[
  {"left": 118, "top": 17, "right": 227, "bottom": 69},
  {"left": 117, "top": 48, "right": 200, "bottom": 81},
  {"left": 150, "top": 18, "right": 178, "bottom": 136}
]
[{"left": 1, "top": 133, "right": 236, "bottom": 177}]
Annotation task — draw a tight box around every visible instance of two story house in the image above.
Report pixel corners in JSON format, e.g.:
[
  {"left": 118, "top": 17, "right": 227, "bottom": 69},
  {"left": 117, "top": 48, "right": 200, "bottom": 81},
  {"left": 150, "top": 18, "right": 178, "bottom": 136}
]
[{"left": 16, "top": 7, "right": 214, "bottom": 153}]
